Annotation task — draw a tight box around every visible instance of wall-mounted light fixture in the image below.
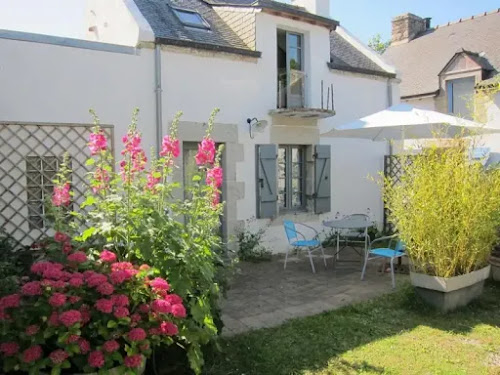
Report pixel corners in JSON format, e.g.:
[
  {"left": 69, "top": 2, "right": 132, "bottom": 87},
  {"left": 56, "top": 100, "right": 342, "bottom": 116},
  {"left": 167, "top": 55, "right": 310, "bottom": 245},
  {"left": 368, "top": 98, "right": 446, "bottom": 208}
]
[{"left": 246, "top": 117, "right": 267, "bottom": 139}]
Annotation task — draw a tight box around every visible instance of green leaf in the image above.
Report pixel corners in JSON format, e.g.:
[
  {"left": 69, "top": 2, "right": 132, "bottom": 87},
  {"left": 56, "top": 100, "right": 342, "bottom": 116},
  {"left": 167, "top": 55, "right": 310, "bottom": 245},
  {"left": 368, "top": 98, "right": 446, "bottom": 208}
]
[
  {"left": 51, "top": 367, "right": 61, "bottom": 375},
  {"left": 85, "top": 158, "right": 96, "bottom": 166},
  {"left": 107, "top": 320, "right": 117, "bottom": 328},
  {"left": 81, "top": 195, "right": 96, "bottom": 208},
  {"left": 192, "top": 175, "right": 202, "bottom": 182},
  {"left": 81, "top": 227, "right": 97, "bottom": 241}
]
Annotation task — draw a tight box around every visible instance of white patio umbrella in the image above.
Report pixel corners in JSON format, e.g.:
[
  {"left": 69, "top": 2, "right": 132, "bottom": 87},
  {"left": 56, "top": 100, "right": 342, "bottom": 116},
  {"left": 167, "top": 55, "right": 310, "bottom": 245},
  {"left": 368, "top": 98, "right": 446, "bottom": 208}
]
[{"left": 321, "top": 103, "right": 500, "bottom": 140}]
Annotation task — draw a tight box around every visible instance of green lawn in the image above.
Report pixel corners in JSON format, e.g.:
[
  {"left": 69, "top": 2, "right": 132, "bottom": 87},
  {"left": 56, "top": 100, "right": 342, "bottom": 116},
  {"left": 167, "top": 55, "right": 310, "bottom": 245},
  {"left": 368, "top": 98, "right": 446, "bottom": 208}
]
[{"left": 204, "top": 282, "right": 500, "bottom": 375}]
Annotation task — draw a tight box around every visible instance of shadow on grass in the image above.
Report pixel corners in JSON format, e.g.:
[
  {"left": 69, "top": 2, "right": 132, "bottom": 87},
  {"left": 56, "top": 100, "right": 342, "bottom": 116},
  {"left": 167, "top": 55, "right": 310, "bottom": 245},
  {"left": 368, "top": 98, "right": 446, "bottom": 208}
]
[{"left": 203, "top": 281, "right": 500, "bottom": 375}]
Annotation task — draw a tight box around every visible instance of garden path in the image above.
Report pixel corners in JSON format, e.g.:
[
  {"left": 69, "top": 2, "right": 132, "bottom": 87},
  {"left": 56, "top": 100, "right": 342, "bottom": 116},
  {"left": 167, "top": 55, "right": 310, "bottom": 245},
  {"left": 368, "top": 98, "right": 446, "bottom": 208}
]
[{"left": 221, "top": 248, "right": 409, "bottom": 335}]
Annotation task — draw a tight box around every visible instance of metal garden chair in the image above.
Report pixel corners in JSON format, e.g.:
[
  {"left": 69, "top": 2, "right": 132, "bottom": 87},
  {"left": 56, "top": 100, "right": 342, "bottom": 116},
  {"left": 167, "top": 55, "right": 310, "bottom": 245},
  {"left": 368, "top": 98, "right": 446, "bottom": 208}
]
[
  {"left": 338, "top": 213, "right": 371, "bottom": 259},
  {"left": 361, "top": 234, "right": 406, "bottom": 288},
  {"left": 283, "top": 220, "right": 327, "bottom": 273}
]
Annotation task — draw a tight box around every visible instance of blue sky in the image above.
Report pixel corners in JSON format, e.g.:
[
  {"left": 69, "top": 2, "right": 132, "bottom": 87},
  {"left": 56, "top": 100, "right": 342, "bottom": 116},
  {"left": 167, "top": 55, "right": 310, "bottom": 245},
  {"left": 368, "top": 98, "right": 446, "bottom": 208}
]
[{"left": 0, "top": 0, "right": 498, "bottom": 43}]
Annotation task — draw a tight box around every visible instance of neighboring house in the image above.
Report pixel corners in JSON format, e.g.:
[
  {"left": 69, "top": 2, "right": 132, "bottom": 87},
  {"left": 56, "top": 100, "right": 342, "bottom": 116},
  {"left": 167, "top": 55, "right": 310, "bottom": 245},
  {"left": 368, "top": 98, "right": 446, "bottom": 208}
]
[
  {"left": 384, "top": 10, "right": 500, "bottom": 163},
  {"left": 0, "top": 0, "right": 399, "bottom": 251}
]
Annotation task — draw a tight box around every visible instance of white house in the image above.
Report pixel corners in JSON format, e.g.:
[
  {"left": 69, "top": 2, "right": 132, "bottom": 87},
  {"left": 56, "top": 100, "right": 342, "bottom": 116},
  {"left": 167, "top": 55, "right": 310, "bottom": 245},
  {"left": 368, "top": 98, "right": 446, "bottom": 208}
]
[{"left": 0, "top": 0, "right": 399, "bottom": 251}]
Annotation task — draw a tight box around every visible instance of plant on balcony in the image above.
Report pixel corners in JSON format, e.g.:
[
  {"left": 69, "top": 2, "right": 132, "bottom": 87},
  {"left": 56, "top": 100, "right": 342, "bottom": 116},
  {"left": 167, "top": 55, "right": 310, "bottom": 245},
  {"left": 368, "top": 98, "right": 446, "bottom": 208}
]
[{"left": 384, "top": 137, "right": 500, "bottom": 310}]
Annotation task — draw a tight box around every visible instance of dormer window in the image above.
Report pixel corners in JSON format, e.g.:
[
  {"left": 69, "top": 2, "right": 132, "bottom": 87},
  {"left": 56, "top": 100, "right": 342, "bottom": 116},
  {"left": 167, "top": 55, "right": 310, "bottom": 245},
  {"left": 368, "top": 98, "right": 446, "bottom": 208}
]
[{"left": 173, "top": 8, "right": 210, "bottom": 30}]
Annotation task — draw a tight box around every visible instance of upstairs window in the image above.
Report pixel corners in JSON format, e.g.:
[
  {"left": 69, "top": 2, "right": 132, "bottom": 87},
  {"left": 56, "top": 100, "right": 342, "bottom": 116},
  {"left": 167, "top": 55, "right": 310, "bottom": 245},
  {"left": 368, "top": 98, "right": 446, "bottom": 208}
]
[
  {"left": 173, "top": 8, "right": 210, "bottom": 30},
  {"left": 446, "top": 77, "right": 475, "bottom": 119}
]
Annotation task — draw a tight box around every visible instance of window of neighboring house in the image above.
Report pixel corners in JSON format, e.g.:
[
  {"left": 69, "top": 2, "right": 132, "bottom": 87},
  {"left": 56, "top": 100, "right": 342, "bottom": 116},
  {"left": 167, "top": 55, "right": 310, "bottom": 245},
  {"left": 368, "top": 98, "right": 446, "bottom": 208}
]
[
  {"left": 447, "top": 77, "right": 475, "bottom": 119},
  {"left": 278, "top": 145, "right": 306, "bottom": 211},
  {"left": 173, "top": 8, "right": 210, "bottom": 30},
  {"left": 25, "top": 155, "right": 70, "bottom": 230}
]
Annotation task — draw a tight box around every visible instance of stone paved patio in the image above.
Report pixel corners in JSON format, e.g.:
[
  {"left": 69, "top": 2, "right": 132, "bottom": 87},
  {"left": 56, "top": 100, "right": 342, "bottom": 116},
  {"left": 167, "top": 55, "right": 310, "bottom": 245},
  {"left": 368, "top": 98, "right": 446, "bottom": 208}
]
[{"left": 221, "top": 248, "right": 409, "bottom": 336}]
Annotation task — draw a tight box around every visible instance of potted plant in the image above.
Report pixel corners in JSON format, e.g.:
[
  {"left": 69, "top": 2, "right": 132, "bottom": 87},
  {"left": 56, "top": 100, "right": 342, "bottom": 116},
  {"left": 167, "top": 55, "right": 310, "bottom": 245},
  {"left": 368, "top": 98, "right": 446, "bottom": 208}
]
[
  {"left": 490, "top": 228, "right": 500, "bottom": 282},
  {"left": 0, "top": 236, "right": 185, "bottom": 374},
  {"left": 384, "top": 138, "right": 500, "bottom": 311}
]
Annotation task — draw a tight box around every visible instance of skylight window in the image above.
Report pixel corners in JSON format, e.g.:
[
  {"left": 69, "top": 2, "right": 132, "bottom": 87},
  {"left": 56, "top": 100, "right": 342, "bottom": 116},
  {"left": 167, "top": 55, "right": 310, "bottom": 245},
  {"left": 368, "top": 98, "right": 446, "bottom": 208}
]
[{"left": 173, "top": 8, "right": 210, "bottom": 30}]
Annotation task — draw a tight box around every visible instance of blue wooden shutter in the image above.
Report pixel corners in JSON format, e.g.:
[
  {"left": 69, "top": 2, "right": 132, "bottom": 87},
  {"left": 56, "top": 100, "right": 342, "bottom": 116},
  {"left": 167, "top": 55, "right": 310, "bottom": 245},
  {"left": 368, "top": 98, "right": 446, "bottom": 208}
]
[
  {"left": 314, "top": 144, "right": 331, "bottom": 214},
  {"left": 256, "top": 144, "right": 278, "bottom": 218}
]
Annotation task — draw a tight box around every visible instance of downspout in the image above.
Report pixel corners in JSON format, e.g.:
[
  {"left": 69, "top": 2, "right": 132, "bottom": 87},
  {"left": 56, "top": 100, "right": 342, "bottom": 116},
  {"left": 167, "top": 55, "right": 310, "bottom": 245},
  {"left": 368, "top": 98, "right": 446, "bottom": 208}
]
[
  {"left": 387, "top": 78, "right": 394, "bottom": 155},
  {"left": 154, "top": 41, "right": 163, "bottom": 154}
]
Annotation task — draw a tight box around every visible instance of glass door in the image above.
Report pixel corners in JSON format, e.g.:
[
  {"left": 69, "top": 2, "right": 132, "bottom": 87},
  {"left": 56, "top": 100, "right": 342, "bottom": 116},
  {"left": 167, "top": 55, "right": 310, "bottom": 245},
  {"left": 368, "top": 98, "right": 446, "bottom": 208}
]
[{"left": 287, "top": 33, "right": 304, "bottom": 108}]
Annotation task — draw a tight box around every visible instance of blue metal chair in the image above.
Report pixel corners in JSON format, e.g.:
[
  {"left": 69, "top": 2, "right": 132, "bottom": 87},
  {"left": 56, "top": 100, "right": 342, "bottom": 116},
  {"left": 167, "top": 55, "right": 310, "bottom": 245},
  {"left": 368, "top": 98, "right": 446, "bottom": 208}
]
[
  {"left": 361, "top": 234, "right": 406, "bottom": 288},
  {"left": 283, "top": 220, "right": 327, "bottom": 273}
]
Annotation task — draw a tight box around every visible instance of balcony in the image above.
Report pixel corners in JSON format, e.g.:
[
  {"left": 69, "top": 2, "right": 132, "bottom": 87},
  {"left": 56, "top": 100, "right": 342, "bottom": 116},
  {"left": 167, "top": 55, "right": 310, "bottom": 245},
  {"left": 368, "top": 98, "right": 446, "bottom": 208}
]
[{"left": 270, "top": 70, "right": 336, "bottom": 119}]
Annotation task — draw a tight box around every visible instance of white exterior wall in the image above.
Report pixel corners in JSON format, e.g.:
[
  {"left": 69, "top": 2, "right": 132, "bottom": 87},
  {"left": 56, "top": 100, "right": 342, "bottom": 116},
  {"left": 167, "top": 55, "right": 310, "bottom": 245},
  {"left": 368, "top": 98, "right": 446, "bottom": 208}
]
[
  {"left": 0, "top": 7, "right": 398, "bottom": 252},
  {"left": 0, "top": 37, "right": 156, "bottom": 153}
]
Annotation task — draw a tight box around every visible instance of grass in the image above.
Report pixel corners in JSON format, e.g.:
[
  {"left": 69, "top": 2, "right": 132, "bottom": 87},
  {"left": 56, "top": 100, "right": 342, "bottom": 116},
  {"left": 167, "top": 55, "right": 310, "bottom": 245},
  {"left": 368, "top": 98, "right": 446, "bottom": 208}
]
[{"left": 204, "top": 282, "right": 500, "bottom": 375}]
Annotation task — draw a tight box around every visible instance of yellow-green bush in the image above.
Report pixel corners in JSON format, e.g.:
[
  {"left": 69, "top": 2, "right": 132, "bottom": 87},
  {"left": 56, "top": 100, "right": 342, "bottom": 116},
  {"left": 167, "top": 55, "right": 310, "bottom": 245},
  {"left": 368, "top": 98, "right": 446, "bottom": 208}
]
[{"left": 384, "top": 138, "right": 500, "bottom": 277}]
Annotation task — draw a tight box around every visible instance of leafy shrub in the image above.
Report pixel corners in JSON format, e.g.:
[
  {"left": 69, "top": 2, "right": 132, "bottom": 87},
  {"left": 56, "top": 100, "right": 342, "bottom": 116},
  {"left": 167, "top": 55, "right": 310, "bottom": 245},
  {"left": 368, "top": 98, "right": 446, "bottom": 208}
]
[
  {"left": 384, "top": 137, "right": 500, "bottom": 277},
  {"left": 236, "top": 221, "right": 271, "bottom": 262},
  {"left": 0, "top": 239, "right": 184, "bottom": 374}
]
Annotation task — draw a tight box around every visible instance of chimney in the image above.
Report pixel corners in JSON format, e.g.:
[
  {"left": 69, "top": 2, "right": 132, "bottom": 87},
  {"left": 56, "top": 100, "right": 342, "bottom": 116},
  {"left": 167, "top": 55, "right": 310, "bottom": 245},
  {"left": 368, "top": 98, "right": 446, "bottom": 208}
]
[
  {"left": 391, "top": 13, "right": 428, "bottom": 45},
  {"left": 291, "top": 0, "right": 330, "bottom": 19}
]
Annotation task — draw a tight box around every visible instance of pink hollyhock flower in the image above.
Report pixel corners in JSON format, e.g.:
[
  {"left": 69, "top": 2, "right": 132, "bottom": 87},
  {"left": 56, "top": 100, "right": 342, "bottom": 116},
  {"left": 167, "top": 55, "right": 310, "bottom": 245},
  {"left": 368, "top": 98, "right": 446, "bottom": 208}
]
[
  {"left": 62, "top": 242, "right": 72, "bottom": 254},
  {"left": 100, "top": 250, "right": 117, "bottom": 263},
  {"left": 151, "top": 299, "right": 171, "bottom": 314},
  {"left": 111, "top": 294, "right": 129, "bottom": 307},
  {"left": 164, "top": 294, "right": 183, "bottom": 305},
  {"left": 150, "top": 277, "right": 170, "bottom": 292},
  {"left": 171, "top": 304, "right": 187, "bottom": 318},
  {"left": 124, "top": 354, "right": 143, "bottom": 368},
  {"left": 97, "top": 282, "right": 114, "bottom": 296},
  {"left": 206, "top": 166, "right": 223, "bottom": 188},
  {"left": 69, "top": 277, "right": 84, "bottom": 287},
  {"left": 92, "top": 167, "right": 110, "bottom": 193},
  {"left": 59, "top": 310, "right": 82, "bottom": 327},
  {"left": 22, "top": 345, "right": 42, "bottom": 363},
  {"left": 78, "top": 339, "right": 90, "bottom": 354},
  {"left": 103, "top": 340, "right": 120, "bottom": 353},
  {"left": 95, "top": 299, "right": 113, "bottom": 314},
  {"left": 160, "top": 135, "right": 180, "bottom": 158},
  {"left": 0, "top": 342, "right": 19, "bottom": 356},
  {"left": 67, "top": 251, "right": 87, "bottom": 264},
  {"left": 88, "top": 350, "right": 105, "bottom": 368},
  {"left": 49, "top": 293, "right": 67, "bottom": 307},
  {"left": 0, "top": 294, "right": 20, "bottom": 308},
  {"left": 160, "top": 321, "right": 179, "bottom": 336},
  {"left": 89, "top": 130, "right": 108, "bottom": 155},
  {"left": 21, "top": 281, "right": 42, "bottom": 296},
  {"left": 25, "top": 325, "right": 40, "bottom": 336},
  {"left": 146, "top": 170, "right": 161, "bottom": 191},
  {"left": 54, "top": 232, "right": 69, "bottom": 243},
  {"left": 49, "top": 349, "right": 69, "bottom": 365},
  {"left": 128, "top": 328, "right": 146, "bottom": 341},
  {"left": 114, "top": 306, "right": 129, "bottom": 319},
  {"left": 212, "top": 191, "right": 220, "bottom": 207},
  {"left": 48, "top": 311, "right": 59, "bottom": 326},
  {"left": 52, "top": 183, "right": 71, "bottom": 207},
  {"left": 86, "top": 273, "right": 108, "bottom": 287},
  {"left": 195, "top": 137, "right": 216, "bottom": 165}
]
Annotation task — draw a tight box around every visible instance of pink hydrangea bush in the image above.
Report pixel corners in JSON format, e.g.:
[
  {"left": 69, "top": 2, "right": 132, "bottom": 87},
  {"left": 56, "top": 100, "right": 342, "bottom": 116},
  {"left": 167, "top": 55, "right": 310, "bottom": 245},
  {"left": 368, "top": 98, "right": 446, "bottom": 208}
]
[{"left": 0, "top": 239, "right": 185, "bottom": 374}]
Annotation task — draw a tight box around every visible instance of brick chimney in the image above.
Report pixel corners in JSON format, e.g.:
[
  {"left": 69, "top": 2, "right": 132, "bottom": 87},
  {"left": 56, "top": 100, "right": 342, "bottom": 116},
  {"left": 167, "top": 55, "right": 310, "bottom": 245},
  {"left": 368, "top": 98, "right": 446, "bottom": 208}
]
[{"left": 391, "top": 13, "right": 429, "bottom": 45}]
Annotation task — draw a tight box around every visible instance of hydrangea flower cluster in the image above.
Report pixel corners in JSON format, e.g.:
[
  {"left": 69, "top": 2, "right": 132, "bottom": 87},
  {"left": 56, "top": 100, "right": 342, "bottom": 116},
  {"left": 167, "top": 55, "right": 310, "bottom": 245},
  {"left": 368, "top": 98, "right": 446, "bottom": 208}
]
[{"left": 0, "top": 233, "right": 184, "bottom": 374}]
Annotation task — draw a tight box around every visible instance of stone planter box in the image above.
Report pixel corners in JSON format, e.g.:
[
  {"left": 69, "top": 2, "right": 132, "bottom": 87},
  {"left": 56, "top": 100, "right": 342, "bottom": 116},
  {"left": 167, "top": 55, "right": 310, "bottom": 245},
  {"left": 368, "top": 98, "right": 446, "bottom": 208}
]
[
  {"left": 410, "top": 265, "right": 491, "bottom": 312},
  {"left": 490, "top": 255, "right": 500, "bottom": 282}
]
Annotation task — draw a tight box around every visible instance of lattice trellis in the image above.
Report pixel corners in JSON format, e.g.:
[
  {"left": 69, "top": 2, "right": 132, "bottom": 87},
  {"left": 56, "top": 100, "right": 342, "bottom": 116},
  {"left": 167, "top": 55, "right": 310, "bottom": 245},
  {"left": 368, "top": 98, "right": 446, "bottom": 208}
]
[
  {"left": 0, "top": 122, "right": 113, "bottom": 245},
  {"left": 383, "top": 155, "right": 415, "bottom": 233}
]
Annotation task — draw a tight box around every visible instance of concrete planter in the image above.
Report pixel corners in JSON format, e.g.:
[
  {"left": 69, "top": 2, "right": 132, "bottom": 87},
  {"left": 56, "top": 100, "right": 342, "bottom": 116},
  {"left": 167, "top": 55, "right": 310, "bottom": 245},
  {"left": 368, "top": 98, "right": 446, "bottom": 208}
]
[
  {"left": 490, "top": 255, "right": 500, "bottom": 282},
  {"left": 410, "top": 265, "right": 491, "bottom": 312}
]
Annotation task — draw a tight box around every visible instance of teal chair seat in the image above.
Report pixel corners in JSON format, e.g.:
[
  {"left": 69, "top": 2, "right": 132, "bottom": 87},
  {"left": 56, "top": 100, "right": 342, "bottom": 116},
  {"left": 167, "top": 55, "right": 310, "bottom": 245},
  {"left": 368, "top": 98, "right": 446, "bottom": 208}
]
[
  {"left": 291, "top": 239, "right": 321, "bottom": 247},
  {"left": 370, "top": 248, "right": 405, "bottom": 258}
]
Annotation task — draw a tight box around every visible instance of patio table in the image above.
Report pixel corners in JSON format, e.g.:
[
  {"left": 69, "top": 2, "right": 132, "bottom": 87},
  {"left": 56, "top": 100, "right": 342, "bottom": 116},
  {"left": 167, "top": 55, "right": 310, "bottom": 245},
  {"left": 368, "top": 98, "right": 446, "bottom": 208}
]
[{"left": 323, "top": 217, "right": 369, "bottom": 261}]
